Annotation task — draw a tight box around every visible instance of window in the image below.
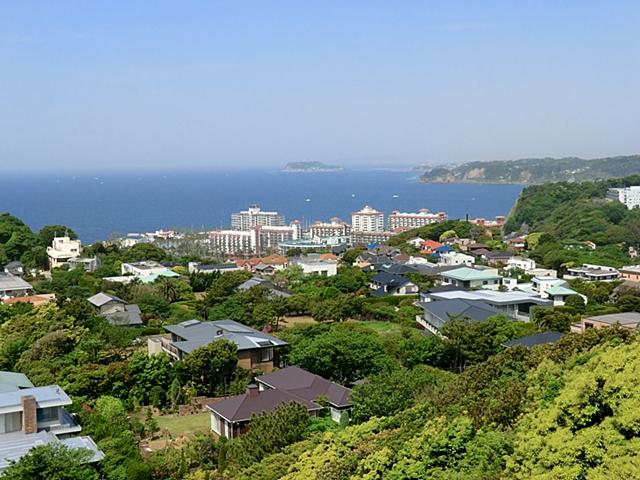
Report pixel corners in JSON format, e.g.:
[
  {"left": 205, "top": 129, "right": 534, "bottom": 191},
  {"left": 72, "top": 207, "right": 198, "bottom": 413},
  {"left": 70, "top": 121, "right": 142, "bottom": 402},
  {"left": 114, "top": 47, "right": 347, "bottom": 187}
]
[
  {"left": 37, "top": 406, "right": 59, "bottom": 423},
  {"left": 0, "top": 412, "right": 22, "bottom": 433},
  {"left": 260, "top": 347, "right": 274, "bottom": 362},
  {"left": 483, "top": 281, "right": 488, "bottom": 285}
]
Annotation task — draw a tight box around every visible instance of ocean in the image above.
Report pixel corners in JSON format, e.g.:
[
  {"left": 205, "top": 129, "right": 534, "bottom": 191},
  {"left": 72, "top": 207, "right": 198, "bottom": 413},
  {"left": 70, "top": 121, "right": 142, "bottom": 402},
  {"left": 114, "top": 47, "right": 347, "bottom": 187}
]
[{"left": 0, "top": 169, "right": 523, "bottom": 243}]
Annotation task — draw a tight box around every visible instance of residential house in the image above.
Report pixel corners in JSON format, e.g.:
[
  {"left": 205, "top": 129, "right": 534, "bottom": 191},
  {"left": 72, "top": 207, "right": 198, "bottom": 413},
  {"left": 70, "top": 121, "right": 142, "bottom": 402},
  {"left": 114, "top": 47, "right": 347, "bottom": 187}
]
[
  {"left": 2, "top": 262, "right": 24, "bottom": 277},
  {"left": 2, "top": 294, "right": 54, "bottom": 307},
  {"left": 529, "top": 276, "right": 583, "bottom": 306},
  {"left": 289, "top": 255, "right": 338, "bottom": 277},
  {"left": 0, "top": 273, "right": 33, "bottom": 299},
  {"left": 406, "top": 237, "right": 425, "bottom": 249},
  {"left": 466, "top": 243, "right": 489, "bottom": 254},
  {"left": 68, "top": 257, "right": 100, "bottom": 273},
  {"left": 87, "top": 292, "right": 143, "bottom": 326},
  {"left": 0, "top": 377, "right": 103, "bottom": 472},
  {"left": 420, "top": 239, "right": 443, "bottom": 255},
  {"left": 208, "top": 367, "right": 351, "bottom": 439},
  {"left": 255, "top": 366, "right": 352, "bottom": 423},
  {"left": 437, "top": 251, "right": 475, "bottom": 267},
  {"left": 46, "top": 237, "right": 82, "bottom": 270},
  {"left": 507, "top": 236, "right": 527, "bottom": 251},
  {"left": 571, "top": 312, "right": 640, "bottom": 333},
  {"left": 420, "top": 289, "right": 552, "bottom": 322},
  {"left": 121, "top": 260, "right": 170, "bottom": 277},
  {"left": 237, "top": 277, "right": 292, "bottom": 298},
  {"left": 417, "top": 298, "right": 500, "bottom": 335},
  {"left": 207, "top": 384, "right": 322, "bottom": 439},
  {"left": 188, "top": 262, "right": 241, "bottom": 274},
  {"left": 484, "top": 251, "right": 515, "bottom": 266},
  {"left": 150, "top": 319, "right": 287, "bottom": 371},
  {"left": 502, "top": 331, "right": 563, "bottom": 348},
  {"left": 619, "top": 265, "right": 640, "bottom": 283},
  {"left": 369, "top": 272, "right": 418, "bottom": 296},
  {"left": 440, "top": 267, "right": 502, "bottom": 290},
  {"left": 565, "top": 264, "right": 620, "bottom": 282},
  {"left": 505, "top": 257, "right": 536, "bottom": 272}
]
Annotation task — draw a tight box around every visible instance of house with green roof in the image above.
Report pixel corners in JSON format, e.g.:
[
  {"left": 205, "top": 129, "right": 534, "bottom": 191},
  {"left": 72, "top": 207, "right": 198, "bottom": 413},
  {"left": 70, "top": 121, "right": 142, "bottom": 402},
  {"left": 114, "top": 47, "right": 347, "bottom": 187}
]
[
  {"left": 440, "top": 267, "right": 502, "bottom": 290},
  {"left": 516, "top": 276, "right": 586, "bottom": 306}
]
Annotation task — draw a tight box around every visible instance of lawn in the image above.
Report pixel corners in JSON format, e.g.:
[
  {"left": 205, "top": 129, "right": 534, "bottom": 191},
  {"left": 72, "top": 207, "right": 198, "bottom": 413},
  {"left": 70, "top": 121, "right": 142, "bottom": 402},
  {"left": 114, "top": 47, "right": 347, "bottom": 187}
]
[
  {"left": 348, "top": 320, "right": 405, "bottom": 335},
  {"left": 155, "top": 412, "right": 210, "bottom": 438}
]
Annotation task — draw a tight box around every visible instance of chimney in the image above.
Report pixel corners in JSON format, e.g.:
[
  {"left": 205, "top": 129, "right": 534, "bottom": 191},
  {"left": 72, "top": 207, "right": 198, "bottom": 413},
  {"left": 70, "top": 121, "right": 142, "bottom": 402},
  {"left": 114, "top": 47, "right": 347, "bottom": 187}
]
[
  {"left": 21, "top": 395, "right": 38, "bottom": 434},
  {"left": 246, "top": 384, "right": 259, "bottom": 397}
]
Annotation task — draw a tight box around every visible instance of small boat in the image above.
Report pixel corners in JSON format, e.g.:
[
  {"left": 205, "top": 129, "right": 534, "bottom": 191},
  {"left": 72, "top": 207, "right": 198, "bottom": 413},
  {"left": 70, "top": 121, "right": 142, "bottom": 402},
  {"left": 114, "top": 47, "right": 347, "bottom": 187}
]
[
  {"left": 305, "top": 198, "right": 311, "bottom": 202},
  {"left": 351, "top": 193, "right": 356, "bottom": 198},
  {"left": 392, "top": 194, "right": 399, "bottom": 198}
]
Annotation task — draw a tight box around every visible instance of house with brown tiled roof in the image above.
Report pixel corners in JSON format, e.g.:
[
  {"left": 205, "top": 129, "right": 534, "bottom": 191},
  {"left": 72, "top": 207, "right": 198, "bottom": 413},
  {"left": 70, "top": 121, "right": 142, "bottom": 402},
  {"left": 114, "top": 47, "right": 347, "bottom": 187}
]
[{"left": 207, "top": 366, "right": 352, "bottom": 439}]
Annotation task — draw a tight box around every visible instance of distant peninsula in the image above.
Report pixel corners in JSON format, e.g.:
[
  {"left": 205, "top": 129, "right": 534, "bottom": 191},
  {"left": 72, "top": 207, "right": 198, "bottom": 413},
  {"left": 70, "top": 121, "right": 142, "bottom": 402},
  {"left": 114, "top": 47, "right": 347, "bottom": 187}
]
[
  {"left": 420, "top": 154, "right": 640, "bottom": 185},
  {"left": 283, "top": 161, "right": 343, "bottom": 172}
]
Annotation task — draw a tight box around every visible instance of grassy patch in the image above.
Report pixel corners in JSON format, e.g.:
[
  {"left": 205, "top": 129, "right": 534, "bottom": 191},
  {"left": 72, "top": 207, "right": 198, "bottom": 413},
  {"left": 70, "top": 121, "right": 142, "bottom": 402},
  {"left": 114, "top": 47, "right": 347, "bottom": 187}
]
[
  {"left": 347, "top": 320, "right": 404, "bottom": 335},
  {"left": 155, "top": 412, "right": 210, "bottom": 437}
]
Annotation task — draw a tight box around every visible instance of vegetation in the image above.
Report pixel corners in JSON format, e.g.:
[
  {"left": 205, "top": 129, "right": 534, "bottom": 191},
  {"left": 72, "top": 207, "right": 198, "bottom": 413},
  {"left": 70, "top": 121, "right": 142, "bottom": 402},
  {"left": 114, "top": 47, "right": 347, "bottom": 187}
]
[{"left": 420, "top": 154, "right": 640, "bottom": 184}]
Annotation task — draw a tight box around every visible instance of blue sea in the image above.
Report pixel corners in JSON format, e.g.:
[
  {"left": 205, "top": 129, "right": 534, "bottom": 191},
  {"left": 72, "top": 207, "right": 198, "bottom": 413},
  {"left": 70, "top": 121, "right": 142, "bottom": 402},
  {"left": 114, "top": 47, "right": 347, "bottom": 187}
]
[{"left": 0, "top": 169, "right": 523, "bottom": 243}]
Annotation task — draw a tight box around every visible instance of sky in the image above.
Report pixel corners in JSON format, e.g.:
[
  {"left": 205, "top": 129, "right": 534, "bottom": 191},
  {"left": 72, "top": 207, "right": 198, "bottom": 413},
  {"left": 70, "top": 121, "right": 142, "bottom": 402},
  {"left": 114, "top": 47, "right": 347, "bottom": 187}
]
[{"left": 1, "top": 1, "right": 639, "bottom": 172}]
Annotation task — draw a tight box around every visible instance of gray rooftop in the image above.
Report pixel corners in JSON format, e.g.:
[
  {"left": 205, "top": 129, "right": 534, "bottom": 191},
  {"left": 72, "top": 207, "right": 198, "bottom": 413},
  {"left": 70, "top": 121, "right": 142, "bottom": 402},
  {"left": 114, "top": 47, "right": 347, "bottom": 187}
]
[
  {"left": 88, "top": 292, "right": 127, "bottom": 307},
  {"left": 0, "top": 273, "right": 32, "bottom": 293},
  {"left": 103, "top": 304, "right": 143, "bottom": 326},
  {"left": 0, "top": 431, "right": 104, "bottom": 472},
  {"left": 502, "top": 331, "right": 563, "bottom": 348},
  {"left": 420, "top": 299, "right": 500, "bottom": 327},
  {"left": 0, "top": 385, "right": 71, "bottom": 414},
  {"left": 0, "top": 372, "right": 34, "bottom": 394},
  {"left": 165, "top": 319, "right": 288, "bottom": 354},
  {"left": 584, "top": 312, "right": 640, "bottom": 326},
  {"left": 426, "top": 289, "right": 552, "bottom": 307}
]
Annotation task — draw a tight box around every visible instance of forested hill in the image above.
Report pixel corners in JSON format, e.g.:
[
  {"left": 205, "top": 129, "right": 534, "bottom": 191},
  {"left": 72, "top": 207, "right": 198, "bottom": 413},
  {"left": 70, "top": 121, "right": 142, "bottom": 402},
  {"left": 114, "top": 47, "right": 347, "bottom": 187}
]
[
  {"left": 420, "top": 154, "right": 640, "bottom": 184},
  {"left": 504, "top": 175, "right": 640, "bottom": 242},
  {"left": 224, "top": 328, "right": 640, "bottom": 479}
]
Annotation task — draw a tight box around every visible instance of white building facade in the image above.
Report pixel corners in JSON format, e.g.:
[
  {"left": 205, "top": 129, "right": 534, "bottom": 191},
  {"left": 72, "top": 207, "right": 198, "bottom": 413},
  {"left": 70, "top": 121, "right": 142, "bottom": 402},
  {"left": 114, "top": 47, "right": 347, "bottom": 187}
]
[
  {"left": 388, "top": 209, "right": 447, "bottom": 231},
  {"left": 47, "top": 237, "right": 82, "bottom": 269},
  {"left": 351, "top": 206, "right": 385, "bottom": 233},
  {"left": 607, "top": 186, "right": 640, "bottom": 210},
  {"left": 231, "top": 205, "right": 285, "bottom": 230}
]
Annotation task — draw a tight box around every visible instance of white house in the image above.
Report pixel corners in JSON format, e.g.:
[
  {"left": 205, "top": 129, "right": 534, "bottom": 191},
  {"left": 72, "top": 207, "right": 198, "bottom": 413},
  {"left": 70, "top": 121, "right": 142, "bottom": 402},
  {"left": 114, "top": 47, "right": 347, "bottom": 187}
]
[
  {"left": 528, "top": 276, "right": 585, "bottom": 306},
  {"left": 440, "top": 267, "right": 502, "bottom": 290},
  {"left": 121, "top": 261, "right": 170, "bottom": 277},
  {"left": 46, "top": 237, "right": 82, "bottom": 269},
  {"left": 506, "top": 257, "right": 536, "bottom": 272},
  {"left": 406, "top": 237, "right": 425, "bottom": 248},
  {"left": 291, "top": 258, "right": 338, "bottom": 277},
  {"left": 438, "top": 251, "right": 475, "bottom": 267}
]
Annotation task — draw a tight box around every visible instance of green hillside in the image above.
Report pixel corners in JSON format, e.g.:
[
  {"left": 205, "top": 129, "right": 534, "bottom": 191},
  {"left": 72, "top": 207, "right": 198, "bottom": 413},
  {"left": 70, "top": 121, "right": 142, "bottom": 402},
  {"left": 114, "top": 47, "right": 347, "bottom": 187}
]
[
  {"left": 421, "top": 155, "right": 640, "bottom": 184},
  {"left": 219, "top": 328, "right": 640, "bottom": 479},
  {"left": 504, "top": 175, "right": 640, "bottom": 247}
]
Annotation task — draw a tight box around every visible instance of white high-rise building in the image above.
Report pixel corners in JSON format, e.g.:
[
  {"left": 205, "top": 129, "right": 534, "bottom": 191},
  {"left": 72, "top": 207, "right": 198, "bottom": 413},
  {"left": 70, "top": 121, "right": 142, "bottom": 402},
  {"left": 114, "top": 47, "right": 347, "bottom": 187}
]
[
  {"left": 310, "top": 218, "right": 351, "bottom": 238},
  {"left": 351, "top": 206, "right": 385, "bottom": 232},
  {"left": 607, "top": 186, "right": 640, "bottom": 210},
  {"left": 231, "top": 204, "right": 285, "bottom": 230},
  {"left": 208, "top": 222, "right": 301, "bottom": 255}
]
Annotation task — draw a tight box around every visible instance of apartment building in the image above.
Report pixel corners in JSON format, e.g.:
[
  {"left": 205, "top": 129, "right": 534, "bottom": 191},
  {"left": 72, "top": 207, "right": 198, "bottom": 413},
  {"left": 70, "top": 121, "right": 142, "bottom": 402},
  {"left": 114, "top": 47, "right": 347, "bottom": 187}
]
[
  {"left": 351, "top": 206, "right": 385, "bottom": 232},
  {"left": 309, "top": 218, "right": 351, "bottom": 238},
  {"left": 607, "top": 186, "right": 640, "bottom": 210},
  {"left": 209, "top": 223, "right": 301, "bottom": 255},
  {"left": 388, "top": 209, "right": 447, "bottom": 231},
  {"left": 231, "top": 204, "right": 285, "bottom": 230}
]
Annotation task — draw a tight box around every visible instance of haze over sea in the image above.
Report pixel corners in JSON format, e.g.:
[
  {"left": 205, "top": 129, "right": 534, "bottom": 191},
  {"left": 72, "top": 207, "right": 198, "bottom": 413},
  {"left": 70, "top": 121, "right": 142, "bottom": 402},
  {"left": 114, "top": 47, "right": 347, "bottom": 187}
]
[{"left": 0, "top": 169, "right": 523, "bottom": 243}]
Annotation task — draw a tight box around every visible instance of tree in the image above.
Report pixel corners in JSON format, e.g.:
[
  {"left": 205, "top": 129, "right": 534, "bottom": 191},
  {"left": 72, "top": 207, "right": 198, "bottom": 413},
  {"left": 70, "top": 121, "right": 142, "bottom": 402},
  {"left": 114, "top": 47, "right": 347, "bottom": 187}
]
[
  {"left": 182, "top": 340, "right": 238, "bottom": 396},
  {"left": 225, "top": 402, "right": 311, "bottom": 470},
  {"left": 287, "top": 325, "right": 392, "bottom": 384},
  {"left": 37, "top": 225, "right": 77, "bottom": 248},
  {"left": 0, "top": 443, "right": 99, "bottom": 480},
  {"left": 351, "top": 365, "right": 451, "bottom": 422}
]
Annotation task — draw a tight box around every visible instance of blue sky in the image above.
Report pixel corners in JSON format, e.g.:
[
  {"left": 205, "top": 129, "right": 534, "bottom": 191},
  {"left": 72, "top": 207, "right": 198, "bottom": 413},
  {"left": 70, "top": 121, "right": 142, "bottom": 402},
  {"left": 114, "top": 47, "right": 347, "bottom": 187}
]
[{"left": 1, "top": 1, "right": 638, "bottom": 171}]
